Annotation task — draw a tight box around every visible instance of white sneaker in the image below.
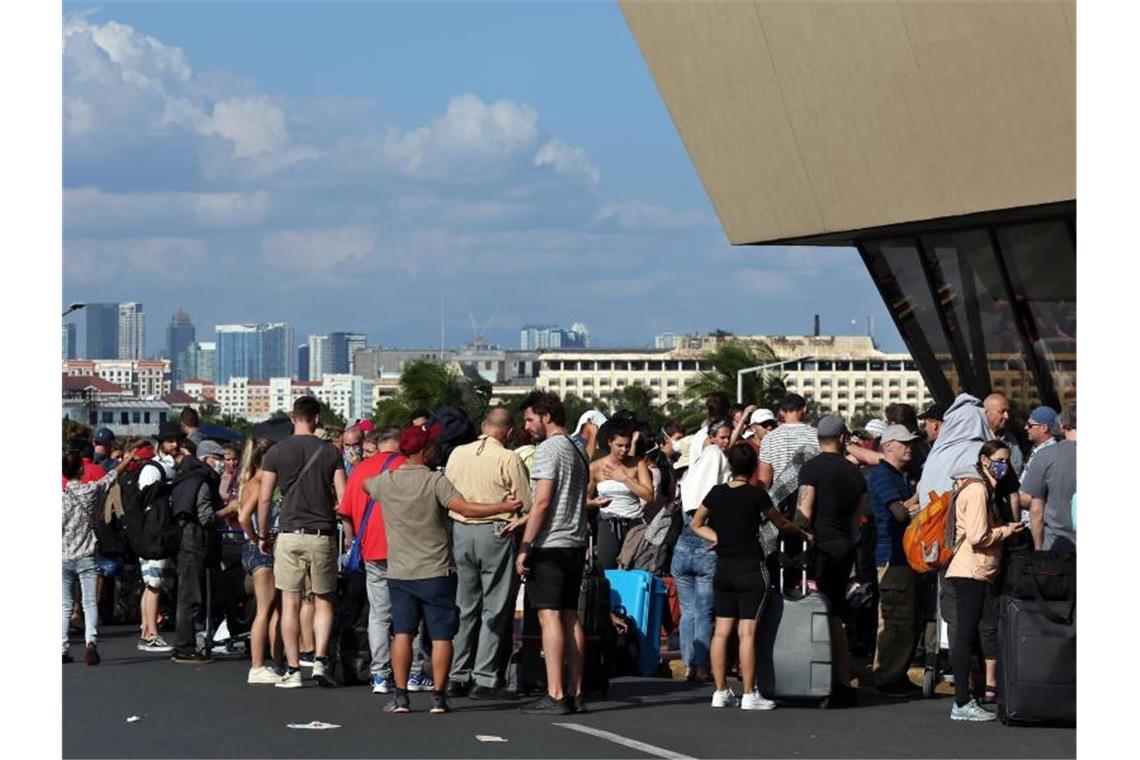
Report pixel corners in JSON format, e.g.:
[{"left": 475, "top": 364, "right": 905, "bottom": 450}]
[
  {"left": 275, "top": 670, "right": 304, "bottom": 689},
  {"left": 137, "top": 636, "right": 172, "bottom": 653},
  {"left": 312, "top": 659, "right": 335, "bottom": 688},
  {"left": 711, "top": 688, "right": 738, "bottom": 708},
  {"left": 950, "top": 699, "right": 996, "bottom": 722},
  {"left": 740, "top": 690, "right": 777, "bottom": 710},
  {"left": 247, "top": 666, "right": 279, "bottom": 685}
]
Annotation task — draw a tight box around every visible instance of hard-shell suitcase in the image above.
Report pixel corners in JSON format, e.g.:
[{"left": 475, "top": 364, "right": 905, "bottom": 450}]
[
  {"left": 755, "top": 542, "right": 833, "bottom": 705},
  {"left": 604, "top": 569, "right": 667, "bottom": 676},
  {"left": 997, "top": 594, "right": 1076, "bottom": 725}
]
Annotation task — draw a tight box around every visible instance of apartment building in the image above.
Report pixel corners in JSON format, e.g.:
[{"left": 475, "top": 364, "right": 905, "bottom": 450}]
[{"left": 63, "top": 359, "right": 172, "bottom": 398}]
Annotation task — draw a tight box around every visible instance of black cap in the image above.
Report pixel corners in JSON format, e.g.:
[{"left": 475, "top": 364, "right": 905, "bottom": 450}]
[{"left": 919, "top": 403, "right": 947, "bottom": 422}]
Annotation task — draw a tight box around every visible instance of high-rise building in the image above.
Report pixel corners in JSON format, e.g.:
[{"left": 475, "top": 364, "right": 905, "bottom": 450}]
[
  {"left": 341, "top": 333, "right": 367, "bottom": 375},
  {"left": 570, "top": 322, "right": 591, "bottom": 348},
  {"left": 63, "top": 323, "right": 77, "bottom": 360},
  {"left": 117, "top": 302, "right": 146, "bottom": 360},
  {"left": 307, "top": 334, "right": 332, "bottom": 381},
  {"left": 167, "top": 308, "right": 196, "bottom": 386},
  {"left": 184, "top": 341, "right": 217, "bottom": 384},
  {"left": 520, "top": 325, "right": 587, "bottom": 351},
  {"left": 215, "top": 323, "right": 292, "bottom": 384},
  {"left": 297, "top": 344, "right": 310, "bottom": 381},
  {"left": 85, "top": 303, "right": 119, "bottom": 359}
]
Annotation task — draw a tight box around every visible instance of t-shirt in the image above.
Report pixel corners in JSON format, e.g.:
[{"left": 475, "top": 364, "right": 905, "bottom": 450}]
[
  {"left": 702, "top": 483, "right": 772, "bottom": 560},
  {"left": 1020, "top": 439, "right": 1076, "bottom": 551},
  {"left": 367, "top": 464, "right": 461, "bottom": 580},
  {"left": 261, "top": 435, "right": 344, "bottom": 531},
  {"left": 337, "top": 451, "right": 405, "bottom": 561},
  {"left": 798, "top": 452, "right": 866, "bottom": 546},
  {"left": 867, "top": 461, "right": 913, "bottom": 566},
  {"left": 530, "top": 435, "right": 589, "bottom": 549},
  {"left": 761, "top": 423, "right": 820, "bottom": 480}
]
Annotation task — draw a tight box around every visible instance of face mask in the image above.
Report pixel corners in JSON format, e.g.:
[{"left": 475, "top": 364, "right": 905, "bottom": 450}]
[
  {"left": 989, "top": 460, "right": 1009, "bottom": 480},
  {"left": 210, "top": 459, "right": 225, "bottom": 475}
]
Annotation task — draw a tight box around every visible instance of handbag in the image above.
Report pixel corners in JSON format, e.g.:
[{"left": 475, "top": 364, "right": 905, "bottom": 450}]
[
  {"left": 759, "top": 517, "right": 779, "bottom": 559},
  {"left": 344, "top": 453, "right": 399, "bottom": 574}
]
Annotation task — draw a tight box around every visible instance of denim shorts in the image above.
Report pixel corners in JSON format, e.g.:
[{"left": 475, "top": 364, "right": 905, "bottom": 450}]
[
  {"left": 387, "top": 575, "right": 460, "bottom": 641},
  {"left": 242, "top": 542, "right": 275, "bottom": 576},
  {"left": 95, "top": 555, "right": 123, "bottom": 578}
]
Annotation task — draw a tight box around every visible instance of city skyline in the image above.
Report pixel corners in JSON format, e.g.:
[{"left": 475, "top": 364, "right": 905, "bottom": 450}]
[{"left": 61, "top": 3, "right": 904, "bottom": 357}]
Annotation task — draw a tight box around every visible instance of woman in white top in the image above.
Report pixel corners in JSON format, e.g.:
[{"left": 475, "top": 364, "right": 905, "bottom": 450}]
[
  {"left": 236, "top": 437, "right": 284, "bottom": 684},
  {"left": 589, "top": 425, "right": 654, "bottom": 570},
  {"left": 671, "top": 421, "right": 733, "bottom": 682}
]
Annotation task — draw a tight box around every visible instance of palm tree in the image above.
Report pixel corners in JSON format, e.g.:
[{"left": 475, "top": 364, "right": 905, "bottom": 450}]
[
  {"left": 684, "top": 342, "right": 787, "bottom": 409},
  {"left": 370, "top": 359, "right": 491, "bottom": 428}
]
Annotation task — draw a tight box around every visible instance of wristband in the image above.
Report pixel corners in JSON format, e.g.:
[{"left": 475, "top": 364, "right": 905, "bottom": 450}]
[{"left": 519, "top": 541, "right": 532, "bottom": 553}]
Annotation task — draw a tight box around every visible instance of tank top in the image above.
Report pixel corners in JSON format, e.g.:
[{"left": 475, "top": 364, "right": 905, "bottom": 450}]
[{"left": 598, "top": 478, "right": 643, "bottom": 520}]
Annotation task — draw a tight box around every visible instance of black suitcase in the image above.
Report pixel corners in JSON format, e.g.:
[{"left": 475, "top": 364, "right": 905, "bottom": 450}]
[
  {"left": 325, "top": 569, "right": 372, "bottom": 686},
  {"left": 997, "top": 594, "right": 1076, "bottom": 725}
]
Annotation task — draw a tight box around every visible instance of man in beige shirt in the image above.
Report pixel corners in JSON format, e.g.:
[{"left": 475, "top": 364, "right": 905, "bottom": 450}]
[{"left": 444, "top": 406, "right": 532, "bottom": 699}]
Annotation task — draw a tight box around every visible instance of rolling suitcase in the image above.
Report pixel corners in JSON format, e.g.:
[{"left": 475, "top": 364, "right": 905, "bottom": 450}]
[
  {"left": 997, "top": 594, "right": 1076, "bottom": 725},
  {"left": 604, "top": 569, "right": 667, "bottom": 676},
  {"left": 755, "top": 542, "right": 833, "bottom": 706}
]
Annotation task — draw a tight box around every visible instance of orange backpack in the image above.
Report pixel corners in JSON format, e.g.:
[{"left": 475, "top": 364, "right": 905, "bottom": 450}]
[{"left": 902, "top": 482, "right": 977, "bottom": 573}]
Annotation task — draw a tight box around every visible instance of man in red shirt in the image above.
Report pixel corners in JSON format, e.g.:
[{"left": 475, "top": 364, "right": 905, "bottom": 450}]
[{"left": 337, "top": 426, "right": 430, "bottom": 694}]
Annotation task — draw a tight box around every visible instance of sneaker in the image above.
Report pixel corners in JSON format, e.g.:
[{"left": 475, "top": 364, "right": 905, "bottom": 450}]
[
  {"left": 247, "top": 666, "right": 280, "bottom": 685},
  {"left": 171, "top": 650, "right": 213, "bottom": 664},
  {"left": 407, "top": 671, "right": 433, "bottom": 692},
  {"left": 469, "top": 684, "right": 515, "bottom": 701},
  {"left": 951, "top": 699, "right": 997, "bottom": 722},
  {"left": 383, "top": 691, "right": 411, "bottom": 714},
  {"left": 275, "top": 669, "right": 304, "bottom": 689},
  {"left": 312, "top": 659, "right": 335, "bottom": 688},
  {"left": 570, "top": 695, "right": 588, "bottom": 714},
  {"left": 829, "top": 684, "right": 858, "bottom": 708},
  {"left": 711, "top": 688, "right": 738, "bottom": 708},
  {"left": 372, "top": 674, "right": 393, "bottom": 694},
  {"left": 430, "top": 693, "right": 451, "bottom": 714},
  {"left": 741, "top": 690, "right": 776, "bottom": 710},
  {"left": 520, "top": 693, "right": 572, "bottom": 715},
  {"left": 85, "top": 643, "right": 100, "bottom": 666},
  {"left": 446, "top": 680, "right": 470, "bottom": 699},
  {"left": 138, "top": 636, "right": 172, "bottom": 653},
  {"left": 298, "top": 651, "right": 316, "bottom": 668}
]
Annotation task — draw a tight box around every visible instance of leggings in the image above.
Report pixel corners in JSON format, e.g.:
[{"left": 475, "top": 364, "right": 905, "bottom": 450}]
[{"left": 949, "top": 577, "right": 989, "bottom": 707}]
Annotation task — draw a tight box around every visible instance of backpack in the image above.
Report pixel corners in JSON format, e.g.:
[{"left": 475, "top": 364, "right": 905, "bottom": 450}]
[
  {"left": 121, "top": 460, "right": 181, "bottom": 560},
  {"left": 428, "top": 406, "right": 477, "bottom": 468},
  {"left": 610, "top": 606, "right": 641, "bottom": 677},
  {"left": 617, "top": 504, "right": 676, "bottom": 574},
  {"left": 903, "top": 479, "right": 979, "bottom": 573},
  {"left": 93, "top": 480, "right": 131, "bottom": 559}
]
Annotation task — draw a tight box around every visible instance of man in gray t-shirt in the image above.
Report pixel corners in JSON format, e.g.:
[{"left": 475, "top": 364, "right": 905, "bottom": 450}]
[
  {"left": 515, "top": 391, "right": 590, "bottom": 715},
  {"left": 1021, "top": 403, "right": 1076, "bottom": 553}
]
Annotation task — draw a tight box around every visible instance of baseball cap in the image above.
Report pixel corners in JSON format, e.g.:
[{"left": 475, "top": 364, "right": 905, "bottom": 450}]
[
  {"left": 399, "top": 423, "right": 443, "bottom": 456},
  {"left": 880, "top": 424, "right": 919, "bottom": 445},
  {"left": 749, "top": 409, "right": 776, "bottom": 426},
  {"left": 864, "top": 419, "right": 887, "bottom": 439},
  {"left": 816, "top": 414, "right": 848, "bottom": 439},
  {"left": 196, "top": 440, "right": 227, "bottom": 460},
  {"left": 574, "top": 410, "right": 608, "bottom": 436},
  {"left": 355, "top": 419, "right": 375, "bottom": 434},
  {"left": 1028, "top": 405, "right": 1059, "bottom": 434},
  {"left": 919, "top": 403, "right": 947, "bottom": 422},
  {"left": 93, "top": 427, "right": 115, "bottom": 445}
]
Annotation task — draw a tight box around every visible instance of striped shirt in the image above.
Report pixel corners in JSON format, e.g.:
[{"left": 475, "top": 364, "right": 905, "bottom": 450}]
[
  {"left": 760, "top": 423, "right": 820, "bottom": 506},
  {"left": 530, "top": 435, "right": 589, "bottom": 549}
]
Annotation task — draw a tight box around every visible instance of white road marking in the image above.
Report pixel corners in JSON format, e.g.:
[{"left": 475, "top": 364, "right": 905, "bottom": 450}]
[{"left": 553, "top": 722, "right": 696, "bottom": 760}]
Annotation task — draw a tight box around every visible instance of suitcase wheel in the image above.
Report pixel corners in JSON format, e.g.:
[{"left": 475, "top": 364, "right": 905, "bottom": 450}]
[
  {"left": 818, "top": 697, "right": 830, "bottom": 710},
  {"left": 922, "top": 667, "right": 936, "bottom": 699}
]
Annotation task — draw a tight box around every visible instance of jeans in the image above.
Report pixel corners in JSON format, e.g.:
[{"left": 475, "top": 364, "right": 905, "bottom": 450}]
[
  {"left": 670, "top": 513, "right": 716, "bottom": 667},
  {"left": 62, "top": 556, "right": 99, "bottom": 652},
  {"left": 174, "top": 522, "right": 207, "bottom": 654},
  {"left": 364, "top": 560, "right": 427, "bottom": 678}
]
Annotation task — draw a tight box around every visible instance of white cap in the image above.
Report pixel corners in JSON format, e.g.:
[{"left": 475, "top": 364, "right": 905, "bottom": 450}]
[
  {"left": 749, "top": 409, "right": 776, "bottom": 426},
  {"left": 574, "top": 410, "right": 608, "bottom": 436},
  {"left": 864, "top": 419, "right": 887, "bottom": 438}
]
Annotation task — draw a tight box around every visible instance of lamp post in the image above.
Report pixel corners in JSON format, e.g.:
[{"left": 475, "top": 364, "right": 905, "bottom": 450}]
[
  {"left": 736, "top": 356, "right": 814, "bottom": 404},
  {"left": 62, "top": 302, "right": 87, "bottom": 318}
]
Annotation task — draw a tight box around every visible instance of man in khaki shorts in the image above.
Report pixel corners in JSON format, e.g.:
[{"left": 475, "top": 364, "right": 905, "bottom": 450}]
[{"left": 256, "top": 396, "right": 346, "bottom": 688}]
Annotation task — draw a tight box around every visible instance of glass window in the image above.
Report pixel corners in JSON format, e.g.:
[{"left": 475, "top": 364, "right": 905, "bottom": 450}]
[
  {"left": 682, "top": 360, "right": 698, "bottom": 371},
  {"left": 614, "top": 361, "right": 629, "bottom": 371},
  {"left": 818, "top": 361, "right": 834, "bottom": 371},
  {"left": 597, "top": 360, "right": 612, "bottom": 371},
  {"left": 667, "top": 380, "right": 678, "bottom": 388},
  {"left": 648, "top": 361, "right": 663, "bottom": 371},
  {"left": 144, "top": 412, "right": 151, "bottom": 424},
  {"left": 851, "top": 361, "right": 867, "bottom": 371},
  {"left": 120, "top": 412, "right": 130, "bottom": 425},
  {"left": 599, "top": 378, "right": 610, "bottom": 386},
  {"left": 650, "top": 379, "right": 660, "bottom": 386},
  {"left": 855, "top": 379, "right": 865, "bottom": 387},
  {"left": 132, "top": 411, "right": 141, "bottom": 423},
  {"left": 102, "top": 411, "right": 113, "bottom": 423}
]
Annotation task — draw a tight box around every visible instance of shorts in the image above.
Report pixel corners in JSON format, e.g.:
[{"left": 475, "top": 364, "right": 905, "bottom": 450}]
[
  {"left": 714, "top": 556, "right": 768, "bottom": 619},
  {"left": 140, "top": 558, "right": 175, "bottom": 592},
  {"left": 387, "top": 575, "right": 460, "bottom": 641},
  {"left": 241, "top": 542, "right": 274, "bottom": 576},
  {"left": 814, "top": 541, "right": 855, "bottom": 618},
  {"left": 273, "top": 532, "right": 338, "bottom": 596},
  {"left": 526, "top": 546, "right": 586, "bottom": 611},
  {"left": 95, "top": 555, "right": 123, "bottom": 578}
]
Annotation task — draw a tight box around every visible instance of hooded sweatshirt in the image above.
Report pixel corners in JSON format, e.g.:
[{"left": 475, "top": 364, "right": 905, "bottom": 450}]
[{"left": 916, "top": 393, "right": 990, "bottom": 509}]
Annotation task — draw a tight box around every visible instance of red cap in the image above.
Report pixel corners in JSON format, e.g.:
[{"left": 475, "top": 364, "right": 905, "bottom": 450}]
[
  {"left": 399, "top": 423, "right": 442, "bottom": 456},
  {"left": 357, "top": 420, "right": 375, "bottom": 433}
]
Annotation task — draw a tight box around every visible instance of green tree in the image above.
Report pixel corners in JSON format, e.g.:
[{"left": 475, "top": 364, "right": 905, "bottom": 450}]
[
  {"left": 684, "top": 342, "right": 787, "bottom": 410},
  {"left": 370, "top": 359, "right": 491, "bottom": 429},
  {"left": 605, "top": 384, "right": 666, "bottom": 428},
  {"left": 316, "top": 400, "right": 346, "bottom": 430},
  {"left": 849, "top": 401, "right": 883, "bottom": 430}
]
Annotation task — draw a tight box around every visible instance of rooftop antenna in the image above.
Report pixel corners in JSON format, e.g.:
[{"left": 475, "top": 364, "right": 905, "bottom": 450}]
[{"left": 440, "top": 297, "right": 445, "bottom": 360}]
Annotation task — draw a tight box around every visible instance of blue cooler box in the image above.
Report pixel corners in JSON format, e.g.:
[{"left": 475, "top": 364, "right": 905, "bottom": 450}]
[{"left": 604, "top": 569, "right": 667, "bottom": 677}]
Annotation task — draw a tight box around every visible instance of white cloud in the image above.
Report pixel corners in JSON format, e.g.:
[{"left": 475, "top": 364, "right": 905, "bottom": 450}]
[
  {"left": 593, "top": 201, "right": 717, "bottom": 231},
  {"left": 202, "top": 96, "right": 289, "bottom": 158},
  {"left": 261, "top": 227, "right": 376, "bottom": 271},
  {"left": 534, "top": 139, "right": 601, "bottom": 184},
  {"left": 64, "top": 237, "right": 208, "bottom": 285},
  {"left": 65, "top": 188, "right": 272, "bottom": 230}
]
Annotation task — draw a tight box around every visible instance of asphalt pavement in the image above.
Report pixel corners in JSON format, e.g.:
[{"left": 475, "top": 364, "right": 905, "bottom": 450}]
[{"left": 63, "top": 626, "right": 1075, "bottom": 759}]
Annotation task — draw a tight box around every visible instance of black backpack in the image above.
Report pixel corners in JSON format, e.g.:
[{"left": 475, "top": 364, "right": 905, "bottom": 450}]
[
  {"left": 121, "top": 460, "right": 181, "bottom": 560},
  {"left": 93, "top": 480, "right": 131, "bottom": 560},
  {"left": 428, "top": 406, "right": 477, "bottom": 467}
]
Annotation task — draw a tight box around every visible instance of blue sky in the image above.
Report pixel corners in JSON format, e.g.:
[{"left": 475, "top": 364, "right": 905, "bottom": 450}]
[{"left": 61, "top": 1, "right": 902, "bottom": 355}]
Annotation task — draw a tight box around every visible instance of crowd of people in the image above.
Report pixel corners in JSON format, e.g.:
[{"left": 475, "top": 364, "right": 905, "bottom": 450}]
[{"left": 61, "top": 388, "right": 1076, "bottom": 721}]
